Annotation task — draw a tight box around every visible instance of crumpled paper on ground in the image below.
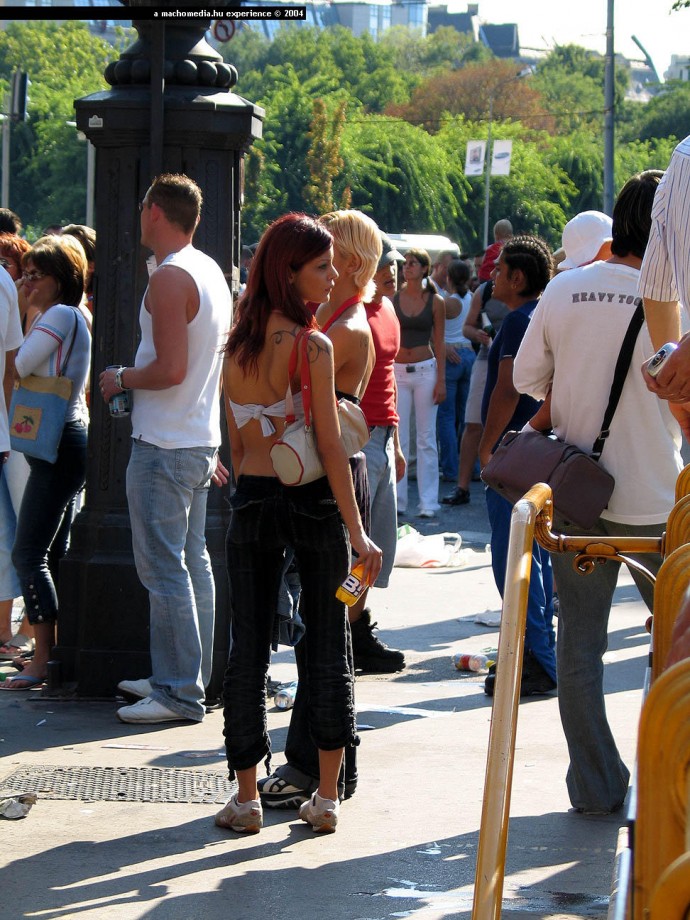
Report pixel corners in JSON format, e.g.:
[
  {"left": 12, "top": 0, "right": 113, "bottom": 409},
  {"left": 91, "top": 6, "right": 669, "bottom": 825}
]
[
  {"left": 0, "top": 792, "right": 37, "bottom": 819},
  {"left": 474, "top": 609, "right": 502, "bottom": 627}
]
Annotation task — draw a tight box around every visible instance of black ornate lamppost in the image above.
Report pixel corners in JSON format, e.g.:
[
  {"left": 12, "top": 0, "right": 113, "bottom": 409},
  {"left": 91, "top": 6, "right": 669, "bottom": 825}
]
[{"left": 55, "top": 6, "right": 263, "bottom": 698}]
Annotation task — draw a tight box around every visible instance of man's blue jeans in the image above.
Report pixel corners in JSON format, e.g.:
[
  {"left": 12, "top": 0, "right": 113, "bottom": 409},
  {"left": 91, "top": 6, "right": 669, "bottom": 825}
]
[
  {"left": 550, "top": 517, "right": 664, "bottom": 812},
  {"left": 126, "top": 439, "right": 216, "bottom": 722},
  {"left": 485, "top": 486, "right": 556, "bottom": 682},
  {"left": 437, "top": 347, "right": 476, "bottom": 481}
]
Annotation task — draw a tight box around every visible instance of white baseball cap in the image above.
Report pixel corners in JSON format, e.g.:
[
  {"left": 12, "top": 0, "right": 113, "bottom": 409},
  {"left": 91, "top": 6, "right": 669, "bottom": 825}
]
[{"left": 558, "top": 210, "right": 613, "bottom": 270}]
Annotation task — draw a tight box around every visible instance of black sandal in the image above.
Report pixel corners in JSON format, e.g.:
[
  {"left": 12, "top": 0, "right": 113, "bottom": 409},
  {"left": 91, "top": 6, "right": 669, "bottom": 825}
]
[{"left": 441, "top": 487, "right": 470, "bottom": 506}]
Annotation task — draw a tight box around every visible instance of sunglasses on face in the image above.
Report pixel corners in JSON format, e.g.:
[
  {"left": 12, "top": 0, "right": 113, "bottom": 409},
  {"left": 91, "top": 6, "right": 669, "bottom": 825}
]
[{"left": 22, "top": 270, "right": 47, "bottom": 282}]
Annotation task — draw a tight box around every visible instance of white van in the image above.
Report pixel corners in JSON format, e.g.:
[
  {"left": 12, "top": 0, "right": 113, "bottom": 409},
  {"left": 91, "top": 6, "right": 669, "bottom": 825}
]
[{"left": 383, "top": 233, "right": 460, "bottom": 263}]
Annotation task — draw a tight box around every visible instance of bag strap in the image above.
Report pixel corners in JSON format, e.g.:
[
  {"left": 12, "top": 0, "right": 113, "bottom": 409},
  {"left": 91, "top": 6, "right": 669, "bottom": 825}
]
[
  {"left": 591, "top": 302, "right": 644, "bottom": 460},
  {"left": 320, "top": 294, "right": 361, "bottom": 334},
  {"left": 284, "top": 328, "right": 313, "bottom": 427},
  {"left": 57, "top": 308, "right": 80, "bottom": 378}
]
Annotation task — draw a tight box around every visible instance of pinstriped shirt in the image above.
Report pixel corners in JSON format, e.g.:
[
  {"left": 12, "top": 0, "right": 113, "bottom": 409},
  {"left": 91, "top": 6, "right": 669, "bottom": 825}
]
[{"left": 639, "top": 135, "right": 690, "bottom": 310}]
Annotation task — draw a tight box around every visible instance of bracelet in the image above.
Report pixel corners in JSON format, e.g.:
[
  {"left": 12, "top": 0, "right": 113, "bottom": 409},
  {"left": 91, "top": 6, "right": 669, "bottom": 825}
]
[{"left": 114, "top": 366, "right": 129, "bottom": 390}]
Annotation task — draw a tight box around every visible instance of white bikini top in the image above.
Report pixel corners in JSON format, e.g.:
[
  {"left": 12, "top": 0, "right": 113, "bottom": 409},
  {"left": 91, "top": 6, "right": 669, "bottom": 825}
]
[{"left": 228, "top": 391, "right": 304, "bottom": 436}]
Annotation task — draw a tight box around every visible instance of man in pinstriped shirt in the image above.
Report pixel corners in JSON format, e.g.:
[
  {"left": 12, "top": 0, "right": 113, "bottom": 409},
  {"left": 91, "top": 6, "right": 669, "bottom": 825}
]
[{"left": 639, "top": 135, "right": 690, "bottom": 438}]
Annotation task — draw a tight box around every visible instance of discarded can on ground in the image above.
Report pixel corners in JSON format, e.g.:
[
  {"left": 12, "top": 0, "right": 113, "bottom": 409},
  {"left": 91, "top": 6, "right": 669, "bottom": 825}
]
[
  {"left": 453, "top": 652, "right": 494, "bottom": 672},
  {"left": 336, "top": 563, "right": 367, "bottom": 606},
  {"left": 274, "top": 681, "right": 298, "bottom": 711}
]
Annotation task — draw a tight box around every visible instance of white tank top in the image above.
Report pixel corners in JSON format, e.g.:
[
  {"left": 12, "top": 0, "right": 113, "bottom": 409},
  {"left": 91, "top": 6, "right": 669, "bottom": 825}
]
[{"left": 131, "top": 244, "right": 232, "bottom": 449}]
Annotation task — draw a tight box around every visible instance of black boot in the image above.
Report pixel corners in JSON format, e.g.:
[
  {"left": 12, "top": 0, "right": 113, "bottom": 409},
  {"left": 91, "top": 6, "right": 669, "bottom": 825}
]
[
  {"left": 351, "top": 610, "right": 405, "bottom": 673},
  {"left": 484, "top": 649, "right": 556, "bottom": 697}
]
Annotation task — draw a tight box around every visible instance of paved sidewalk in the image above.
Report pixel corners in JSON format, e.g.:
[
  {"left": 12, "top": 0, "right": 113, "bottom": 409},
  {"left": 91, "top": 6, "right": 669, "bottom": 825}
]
[{"left": 0, "top": 480, "right": 648, "bottom": 920}]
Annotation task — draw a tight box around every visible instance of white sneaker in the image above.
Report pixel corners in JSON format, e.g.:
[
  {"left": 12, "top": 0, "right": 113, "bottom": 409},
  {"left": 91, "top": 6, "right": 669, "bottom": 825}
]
[
  {"left": 299, "top": 791, "right": 339, "bottom": 833},
  {"left": 116, "top": 697, "right": 195, "bottom": 724},
  {"left": 215, "top": 793, "right": 263, "bottom": 833},
  {"left": 117, "top": 678, "right": 153, "bottom": 699}
]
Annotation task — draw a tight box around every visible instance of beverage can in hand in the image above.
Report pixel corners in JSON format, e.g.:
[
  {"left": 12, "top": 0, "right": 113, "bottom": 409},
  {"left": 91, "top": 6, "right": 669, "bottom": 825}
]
[{"left": 107, "top": 365, "right": 132, "bottom": 417}]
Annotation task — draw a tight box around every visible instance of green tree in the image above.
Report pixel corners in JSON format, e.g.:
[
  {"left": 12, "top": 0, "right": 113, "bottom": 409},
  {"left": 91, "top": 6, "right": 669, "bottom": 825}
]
[
  {"left": 338, "top": 114, "right": 466, "bottom": 235},
  {"left": 615, "top": 137, "right": 678, "bottom": 188},
  {"left": 304, "top": 97, "right": 347, "bottom": 213},
  {"left": 386, "top": 59, "right": 553, "bottom": 134},
  {"left": 533, "top": 44, "right": 629, "bottom": 134},
  {"left": 0, "top": 20, "right": 119, "bottom": 230},
  {"left": 620, "top": 80, "right": 690, "bottom": 145},
  {"left": 436, "top": 117, "right": 574, "bottom": 249}
]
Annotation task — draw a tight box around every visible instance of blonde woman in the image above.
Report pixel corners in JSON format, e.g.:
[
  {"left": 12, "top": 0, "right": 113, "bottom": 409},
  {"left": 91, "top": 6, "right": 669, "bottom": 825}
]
[{"left": 259, "top": 209, "right": 382, "bottom": 811}]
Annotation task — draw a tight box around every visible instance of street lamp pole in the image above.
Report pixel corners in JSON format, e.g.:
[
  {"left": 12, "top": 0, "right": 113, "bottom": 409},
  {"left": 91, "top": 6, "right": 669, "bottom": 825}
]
[
  {"left": 603, "top": 0, "right": 615, "bottom": 215},
  {"left": 1, "top": 114, "right": 9, "bottom": 209},
  {"left": 483, "top": 94, "right": 494, "bottom": 250}
]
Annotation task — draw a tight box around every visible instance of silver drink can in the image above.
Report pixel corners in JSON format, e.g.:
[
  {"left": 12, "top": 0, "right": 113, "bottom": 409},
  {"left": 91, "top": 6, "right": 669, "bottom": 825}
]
[{"left": 107, "top": 366, "right": 132, "bottom": 417}]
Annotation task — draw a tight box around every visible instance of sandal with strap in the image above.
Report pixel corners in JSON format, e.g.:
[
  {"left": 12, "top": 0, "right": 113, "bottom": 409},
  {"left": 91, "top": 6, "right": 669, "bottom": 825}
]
[{"left": 0, "top": 634, "right": 35, "bottom": 660}]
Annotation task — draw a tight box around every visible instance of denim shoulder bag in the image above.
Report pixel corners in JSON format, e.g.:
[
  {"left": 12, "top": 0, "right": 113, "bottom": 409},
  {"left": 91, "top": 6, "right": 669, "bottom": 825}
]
[{"left": 9, "top": 308, "right": 79, "bottom": 464}]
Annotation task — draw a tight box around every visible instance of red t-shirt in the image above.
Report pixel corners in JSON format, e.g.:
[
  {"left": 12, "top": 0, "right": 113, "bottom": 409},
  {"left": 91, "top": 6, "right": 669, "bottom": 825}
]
[
  {"left": 360, "top": 297, "right": 400, "bottom": 428},
  {"left": 478, "top": 241, "right": 504, "bottom": 282}
]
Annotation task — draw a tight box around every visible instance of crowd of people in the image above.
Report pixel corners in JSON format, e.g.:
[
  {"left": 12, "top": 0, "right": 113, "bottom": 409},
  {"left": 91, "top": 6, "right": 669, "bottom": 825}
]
[{"left": 1, "top": 142, "right": 690, "bottom": 835}]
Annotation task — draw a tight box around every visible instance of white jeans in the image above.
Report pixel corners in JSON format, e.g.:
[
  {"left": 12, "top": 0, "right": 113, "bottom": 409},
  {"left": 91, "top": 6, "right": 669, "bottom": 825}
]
[{"left": 394, "top": 358, "right": 440, "bottom": 513}]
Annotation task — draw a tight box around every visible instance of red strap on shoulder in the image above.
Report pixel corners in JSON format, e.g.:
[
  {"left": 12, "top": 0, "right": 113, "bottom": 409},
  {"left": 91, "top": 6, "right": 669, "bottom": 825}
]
[
  {"left": 285, "top": 328, "right": 312, "bottom": 426},
  {"left": 320, "top": 294, "right": 362, "bottom": 333}
]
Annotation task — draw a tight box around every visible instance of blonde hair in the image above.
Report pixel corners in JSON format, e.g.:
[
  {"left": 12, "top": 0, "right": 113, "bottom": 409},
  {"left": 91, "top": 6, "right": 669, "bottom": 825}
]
[{"left": 320, "top": 209, "right": 382, "bottom": 303}]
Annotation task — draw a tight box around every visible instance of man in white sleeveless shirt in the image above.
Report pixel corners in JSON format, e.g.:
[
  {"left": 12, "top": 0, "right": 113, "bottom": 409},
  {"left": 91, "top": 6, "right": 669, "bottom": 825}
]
[{"left": 100, "top": 174, "right": 231, "bottom": 723}]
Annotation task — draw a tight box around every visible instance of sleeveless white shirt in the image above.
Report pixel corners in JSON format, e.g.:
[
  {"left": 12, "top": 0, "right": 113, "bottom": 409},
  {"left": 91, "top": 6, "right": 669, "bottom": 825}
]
[{"left": 131, "top": 244, "right": 232, "bottom": 449}]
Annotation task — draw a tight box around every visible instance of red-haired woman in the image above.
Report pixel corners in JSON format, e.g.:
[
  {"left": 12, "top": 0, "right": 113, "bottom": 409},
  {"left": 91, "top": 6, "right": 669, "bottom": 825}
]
[{"left": 215, "top": 213, "right": 381, "bottom": 835}]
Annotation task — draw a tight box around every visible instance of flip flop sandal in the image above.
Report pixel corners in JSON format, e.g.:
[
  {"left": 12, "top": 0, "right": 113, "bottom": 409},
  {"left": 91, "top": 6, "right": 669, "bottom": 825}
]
[
  {"left": 0, "top": 674, "right": 45, "bottom": 690},
  {"left": 0, "top": 634, "right": 35, "bottom": 660}
]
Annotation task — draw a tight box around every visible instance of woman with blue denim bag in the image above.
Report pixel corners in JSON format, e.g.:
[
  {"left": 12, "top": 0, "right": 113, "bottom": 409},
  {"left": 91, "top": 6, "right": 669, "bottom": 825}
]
[
  {"left": 1, "top": 235, "right": 90, "bottom": 691},
  {"left": 216, "top": 213, "right": 382, "bottom": 835}
]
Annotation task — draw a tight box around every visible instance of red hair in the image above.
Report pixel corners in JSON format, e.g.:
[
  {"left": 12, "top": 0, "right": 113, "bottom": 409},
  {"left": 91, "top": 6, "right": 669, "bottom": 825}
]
[{"left": 226, "top": 213, "right": 332, "bottom": 373}]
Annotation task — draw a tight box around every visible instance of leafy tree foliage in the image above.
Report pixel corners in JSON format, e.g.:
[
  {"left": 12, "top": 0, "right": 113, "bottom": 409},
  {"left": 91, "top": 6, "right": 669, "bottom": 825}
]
[
  {"left": 386, "top": 59, "right": 553, "bottom": 134},
  {"left": 0, "top": 20, "right": 118, "bottom": 233},
  {"left": 338, "top": 114, "right": 466, "bottom": 234},
  {"left": 620, "top": 80, "right": 690, "bottom": 145},
  {"left": 533, "top": 44, "right": 629, "bottom": 134},
  {"left": 2, "top": 19, "right": 682, "bottom": 253},
  {"left": 436, "top": 117, "right": 574, "bottom": 249},
  {"left": 304, "top": 97, "right": 348, "bottom": 213}
]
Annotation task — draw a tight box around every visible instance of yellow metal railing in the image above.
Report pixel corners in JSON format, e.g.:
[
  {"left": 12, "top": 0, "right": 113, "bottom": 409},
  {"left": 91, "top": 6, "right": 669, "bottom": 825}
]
[
  {"left": 472, "top": 483, "right": 550, "bottom": 920},
  {"left": 633, "top": 656, "right": 690, "bottom": 919},
  {"left": 472, "top": 470, "right": 690, "bottom": 920}
]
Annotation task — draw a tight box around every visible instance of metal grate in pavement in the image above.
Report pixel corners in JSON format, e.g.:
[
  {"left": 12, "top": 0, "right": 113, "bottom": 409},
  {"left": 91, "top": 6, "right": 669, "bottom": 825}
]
[{"left": 0, "top": 765, "right": 237, "bottom": 804}]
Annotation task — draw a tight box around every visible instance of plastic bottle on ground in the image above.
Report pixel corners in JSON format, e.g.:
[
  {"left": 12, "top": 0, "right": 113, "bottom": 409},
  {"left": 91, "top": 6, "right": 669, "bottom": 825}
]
[{"left": 453, "top": 652, "right": 494, "bottom": 672}]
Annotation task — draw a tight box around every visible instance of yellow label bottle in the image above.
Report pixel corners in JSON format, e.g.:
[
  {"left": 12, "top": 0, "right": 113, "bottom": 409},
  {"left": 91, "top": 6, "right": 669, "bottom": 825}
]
[{"left": 335, "top": 563, "right": 367, "bottom": 606}]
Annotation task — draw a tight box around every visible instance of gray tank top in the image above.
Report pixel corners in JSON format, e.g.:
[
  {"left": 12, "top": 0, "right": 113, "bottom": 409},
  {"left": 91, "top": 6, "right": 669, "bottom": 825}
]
[{"left": 394, "top": 291, "right": 435, "bottom": 350}]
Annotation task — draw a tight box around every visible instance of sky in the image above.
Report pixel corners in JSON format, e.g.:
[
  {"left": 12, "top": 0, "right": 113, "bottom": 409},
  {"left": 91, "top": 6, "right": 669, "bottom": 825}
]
[{"left": 457, "top": 0, "right": 690, "bottom": 80}]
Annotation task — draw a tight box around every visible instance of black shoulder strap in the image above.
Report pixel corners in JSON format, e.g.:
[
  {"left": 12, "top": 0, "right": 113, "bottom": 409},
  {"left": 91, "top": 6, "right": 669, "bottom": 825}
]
[
  {"left": 482, "top": 280, "right": 494, "bottom": 307},
  {"left": 591, "top": 302, "right": 644, "bottom": 460}
]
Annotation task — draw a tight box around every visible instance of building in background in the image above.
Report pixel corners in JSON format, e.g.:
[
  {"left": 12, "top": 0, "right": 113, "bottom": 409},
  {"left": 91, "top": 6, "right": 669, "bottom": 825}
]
[{"left": 665, "top": 55, "right": 690, "bottom": 82}]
